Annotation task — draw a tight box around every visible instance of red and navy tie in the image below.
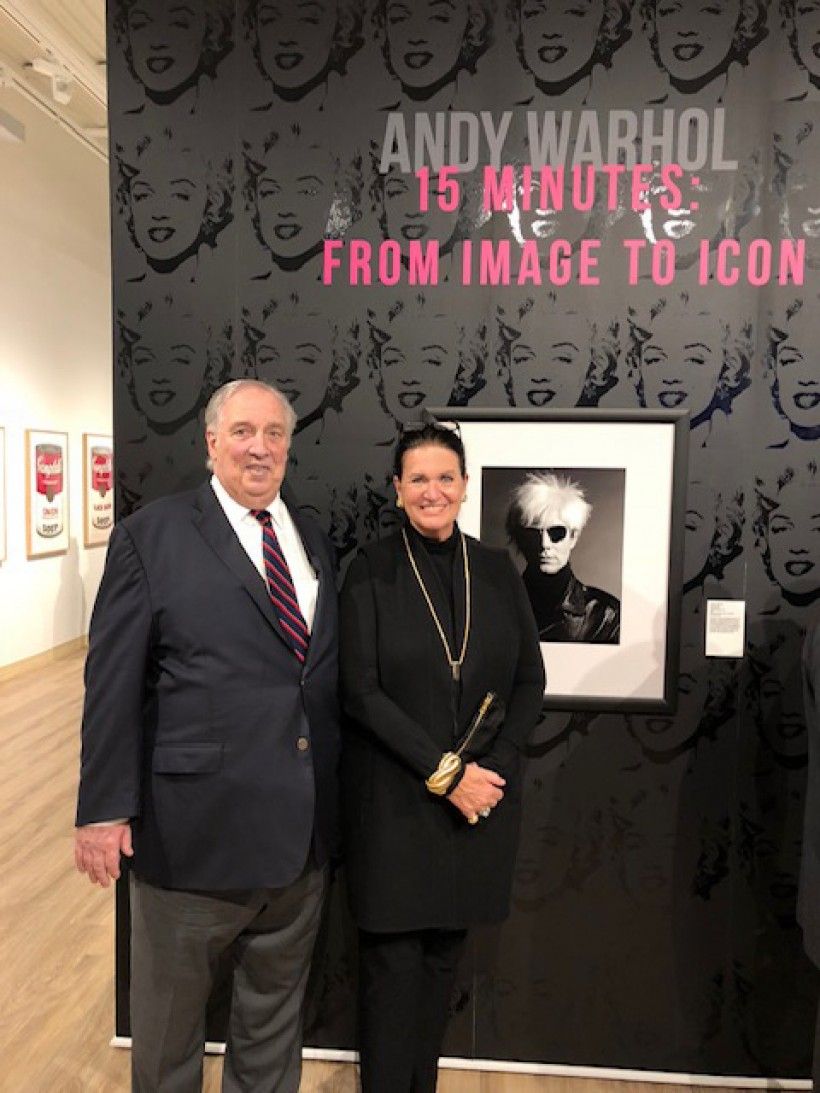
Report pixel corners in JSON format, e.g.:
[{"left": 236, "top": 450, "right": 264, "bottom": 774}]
[{"left": 251, "top": 509, "right": 310, "bottom": 663}]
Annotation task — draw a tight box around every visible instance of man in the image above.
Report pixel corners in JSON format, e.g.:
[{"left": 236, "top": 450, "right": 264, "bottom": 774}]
[
  {"left": 74, "top": 379, "right": 340, "bottom": 1092},
  {"left": 799, "top": 620, "right": 820, "bottom": 1088},
  {"left": 506, "top": 471, "right": 620, "bottom": 644}
]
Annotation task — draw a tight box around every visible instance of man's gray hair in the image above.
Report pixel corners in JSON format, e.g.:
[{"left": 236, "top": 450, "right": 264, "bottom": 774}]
[
  {"left": 205, "top": 379, "right": 297, "bottom": 469},
  {"left": 509, "top": 472, "right": 592, "bottom": 534},
  {"left": 205, "top": 378, "right": 298, "bottom": 434}
]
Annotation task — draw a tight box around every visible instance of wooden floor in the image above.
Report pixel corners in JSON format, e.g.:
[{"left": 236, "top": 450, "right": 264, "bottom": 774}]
[{"left": 0, "top": 648, "right": 755, "bottom": 1092}]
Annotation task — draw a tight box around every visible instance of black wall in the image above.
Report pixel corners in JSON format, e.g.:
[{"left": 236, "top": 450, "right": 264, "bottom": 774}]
[{"left": 108, "top": 0, "right": 819, "bottom": 1075}]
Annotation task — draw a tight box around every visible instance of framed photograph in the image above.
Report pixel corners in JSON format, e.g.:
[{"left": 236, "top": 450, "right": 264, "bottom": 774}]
[
  {"left": 83, "top": 433, "right": 114, "bottom": 547},
  {"left": 0, "top": 427, "right": 5, "bottom": 564},
  {"left": 25, "top": 429, "right": 70, "bottom": 559},
  {"left": 429, "top": 408, "right": 690, "bottom": 713}
]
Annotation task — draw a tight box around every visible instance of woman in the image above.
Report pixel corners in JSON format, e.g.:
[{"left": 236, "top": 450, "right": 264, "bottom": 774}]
[
  {"left": 369, "top": 156, "right": 479, "bottom": 278},
  {"left": 115, "top": 133, "right": 233, "bottom": 283},
  {"left": 682, "top": 477, "right": 744, "bottom": 600},
  {"left": 115, "top": 293, "right": 232, "bottom": 514},
  {"left": 244, "top": 0, "right": 364, "bottom": 112},
  {"left": 626, "top": 288, "right": 752, "bottom": 447},
  {"left": 242, "top": 289, "right": 358, "bottom": 538},
  {"left": 243, "top": 121, "right": 360, "bottom": 279},
  {"left": 765, "top": 296, "right": 820, "bottom": 445},
  {"left": 340, "top": 422, "right": 545, "bottom": 1091},
  {"left": 374, "top": 0, "right": 493, "bottom": 109},
  {"left": 754, "top": 455, "right": 820, "bottom": 612},
  {"left": 329, "top": 294, "right": 487, "bottom": 560},
  {"left": 640, "top": 0, "right": 767, "bottom": 105},
  {"left": 747, "top": 621, "right": 808, "bottom": 769},
  {"left": 495, "top": 290, "right": 618, "bottom": 408},
  {"left": 508, "top": 0, "right": 632, "bottom": 107},
  {"left": 113, "top": 0, "right": 233, "bottom": 114},
  {"left": 368, "top": 293, "right": 485, "bottom": 433}
]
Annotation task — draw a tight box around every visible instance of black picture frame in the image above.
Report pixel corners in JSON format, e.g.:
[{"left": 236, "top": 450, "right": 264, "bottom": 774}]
[{"left": 428, "top": 407, "right": 690, "bottom": 713}]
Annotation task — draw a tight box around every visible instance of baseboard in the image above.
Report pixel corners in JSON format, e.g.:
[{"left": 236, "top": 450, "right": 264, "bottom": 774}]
[{"left": 0, "top": 635, "right": 87, "bottom": 682}]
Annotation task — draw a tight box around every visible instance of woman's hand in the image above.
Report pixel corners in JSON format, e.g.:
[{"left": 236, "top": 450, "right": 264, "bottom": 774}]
[{"left": 447, "top": 762, "right": 505, "bottom": 824}]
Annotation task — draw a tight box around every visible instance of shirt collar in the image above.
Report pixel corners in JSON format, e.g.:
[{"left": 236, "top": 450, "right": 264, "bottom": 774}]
[
  {"left": 268, "top": 492, "right": 287, "bottom": 530},
  {"left": 210, "top": 475, "right": 284, "bottom": 527}
]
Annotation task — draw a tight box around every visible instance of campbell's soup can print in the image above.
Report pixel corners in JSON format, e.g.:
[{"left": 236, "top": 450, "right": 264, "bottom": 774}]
[
  {"left": 35, "top": 443, "right": 64, "bottom": 539},
  {"left": 90, "top": 446, "right": 114, "bottom": 530}
]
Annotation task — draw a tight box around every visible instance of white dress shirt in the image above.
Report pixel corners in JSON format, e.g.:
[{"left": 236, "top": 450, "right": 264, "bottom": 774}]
[{"left": 210, "top": 476, "right": 319, "bottom": 631}]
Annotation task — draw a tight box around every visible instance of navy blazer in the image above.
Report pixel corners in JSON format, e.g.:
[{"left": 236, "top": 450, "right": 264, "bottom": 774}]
[{"left": 76, "top": 481, "right": 340, "bottom": 890}]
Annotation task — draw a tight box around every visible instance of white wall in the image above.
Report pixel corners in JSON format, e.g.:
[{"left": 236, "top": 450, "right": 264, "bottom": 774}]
[{"left": 0, "top": 94, "right": 112, "bottom": 667}]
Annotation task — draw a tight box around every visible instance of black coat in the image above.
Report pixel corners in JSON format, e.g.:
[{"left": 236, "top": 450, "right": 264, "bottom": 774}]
[
  {"left": 76, "top": 482, "right": 340, "bottom": 890},
  {"left": 339, "top": 529, "right": 545, "bottom": 932}
]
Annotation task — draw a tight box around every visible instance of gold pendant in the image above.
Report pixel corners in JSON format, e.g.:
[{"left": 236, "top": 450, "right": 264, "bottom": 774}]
[{"left": 452, "top": 662, "right": 460, "bottom": 682}]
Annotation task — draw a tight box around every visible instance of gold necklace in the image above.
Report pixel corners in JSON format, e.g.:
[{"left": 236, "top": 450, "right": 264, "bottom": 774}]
[{"left": 402, "top": 527, "right": 471, "bottom": 681}]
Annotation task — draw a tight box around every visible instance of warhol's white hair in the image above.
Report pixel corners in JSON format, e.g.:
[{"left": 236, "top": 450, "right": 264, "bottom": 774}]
[{"left": 510, "top": 472, "right": 592, "bottom": 533}]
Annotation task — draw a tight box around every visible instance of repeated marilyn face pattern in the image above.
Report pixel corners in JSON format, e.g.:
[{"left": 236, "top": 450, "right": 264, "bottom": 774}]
[{"left": 108, "top": 0, "right": 820, "bottom": 1076}]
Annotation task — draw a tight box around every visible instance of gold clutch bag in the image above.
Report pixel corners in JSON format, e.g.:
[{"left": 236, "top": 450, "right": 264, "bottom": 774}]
[{"left": 454, "top": 691, "right": 505, "bottom": 761}]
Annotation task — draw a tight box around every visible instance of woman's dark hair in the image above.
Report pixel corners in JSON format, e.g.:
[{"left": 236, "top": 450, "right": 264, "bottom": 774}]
[{"left": 392, "top": 423, "right": 466, "bottom": 479}]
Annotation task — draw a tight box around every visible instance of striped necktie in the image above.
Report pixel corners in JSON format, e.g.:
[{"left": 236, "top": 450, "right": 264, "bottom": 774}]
[{"left": 251, "top": 509, "right": 310, "bottom": 663}]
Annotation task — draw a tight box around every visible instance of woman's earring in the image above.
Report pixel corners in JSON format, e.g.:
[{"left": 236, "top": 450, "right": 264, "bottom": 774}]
[
  {"left": 462, "top": 494, "right": 468, "bottom": 503},
  {"left": 397, "top": 496, "right": 404, "bottom": 509}
]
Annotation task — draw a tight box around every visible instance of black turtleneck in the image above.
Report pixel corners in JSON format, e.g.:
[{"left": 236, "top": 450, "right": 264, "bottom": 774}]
[
  {"left": 407, "top": 520, "right": 459, "bottom": 615},
  {"left": 405, "top": 520, "right": 464, "bottom": 722},
  {"left": 523, "top": 563, "right": 572, "bottom": 630}
]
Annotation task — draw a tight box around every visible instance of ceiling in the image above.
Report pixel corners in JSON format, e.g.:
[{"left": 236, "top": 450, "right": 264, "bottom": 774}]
[{"left": 0, "top": 0, "right": 107, "bottom": 156}]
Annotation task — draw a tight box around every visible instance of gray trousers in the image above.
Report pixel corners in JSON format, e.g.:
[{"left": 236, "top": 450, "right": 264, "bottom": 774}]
[{"left": 129, "top": 863, "right": 326, "bottom": 1093}]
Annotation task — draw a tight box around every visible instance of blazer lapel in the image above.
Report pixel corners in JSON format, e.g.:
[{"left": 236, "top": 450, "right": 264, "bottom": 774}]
[{"left": 191, "top": 482, "right": 288, "bottom": 645}]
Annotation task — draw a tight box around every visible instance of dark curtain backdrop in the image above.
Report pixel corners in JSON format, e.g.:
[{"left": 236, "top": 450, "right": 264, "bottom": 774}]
[{"left": 108, "top": 0, "right": 819, "bottom": 1076}]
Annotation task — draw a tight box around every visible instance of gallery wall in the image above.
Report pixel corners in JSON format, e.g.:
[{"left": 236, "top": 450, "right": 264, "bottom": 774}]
[
  {"left": 107, "top": 0, "right": 819, "bottom": 1078},
  {"left": 0, "top": 92, "right": 112, "bottom": 668}
]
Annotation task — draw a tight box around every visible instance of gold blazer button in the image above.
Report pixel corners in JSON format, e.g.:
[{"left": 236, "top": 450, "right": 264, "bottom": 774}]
[{"left": 296, "top": 736, "right": 310, "bottom": 752}]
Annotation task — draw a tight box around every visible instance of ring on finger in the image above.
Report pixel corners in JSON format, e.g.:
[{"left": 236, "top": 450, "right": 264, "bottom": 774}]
[
  {"left": 479, "top": 808, "right": 491, "bottom": 819},
  {"left": 468, "top": 813, "right": 479, "bottom": 825}
]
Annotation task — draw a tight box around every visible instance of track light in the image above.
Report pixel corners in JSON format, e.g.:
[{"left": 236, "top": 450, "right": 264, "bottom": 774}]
[{"left": 27, "top": 57, "right": 74, "bottom": 105}]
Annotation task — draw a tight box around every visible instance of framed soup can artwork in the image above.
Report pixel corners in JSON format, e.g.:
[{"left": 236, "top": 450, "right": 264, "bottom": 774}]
[
  {"left": 83, "top": 433, "right": 114, "bottom": 547},
  {"left": 25, "top": 429, "right": 69, "bottom": 559}
]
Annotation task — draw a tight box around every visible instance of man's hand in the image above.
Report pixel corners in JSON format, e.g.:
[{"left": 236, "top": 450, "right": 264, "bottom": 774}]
[
  {"left": 447, "top": 762, "right": 505, "bottom": 823},
  {"left": 74, "top": 823, "right": 134, "bottom": 887}
]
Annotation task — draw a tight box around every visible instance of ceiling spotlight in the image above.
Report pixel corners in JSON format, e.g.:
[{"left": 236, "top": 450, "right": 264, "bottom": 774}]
[{"left": 28, "top": 57, "right": 74, "bottom": 105}]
